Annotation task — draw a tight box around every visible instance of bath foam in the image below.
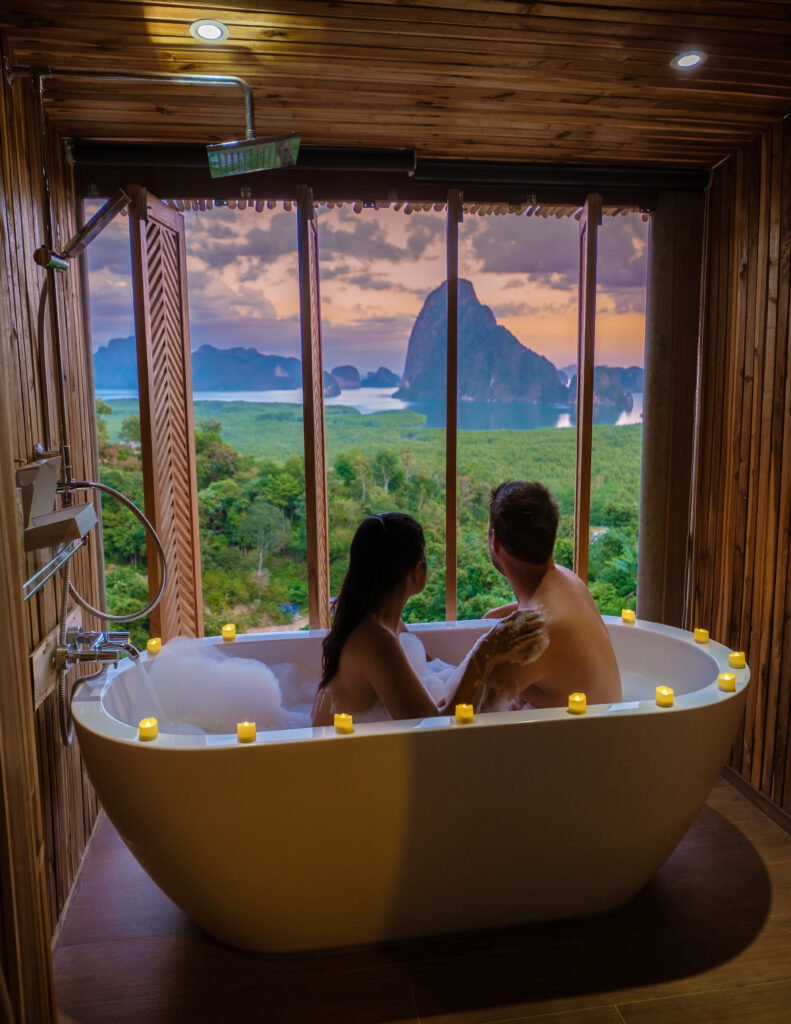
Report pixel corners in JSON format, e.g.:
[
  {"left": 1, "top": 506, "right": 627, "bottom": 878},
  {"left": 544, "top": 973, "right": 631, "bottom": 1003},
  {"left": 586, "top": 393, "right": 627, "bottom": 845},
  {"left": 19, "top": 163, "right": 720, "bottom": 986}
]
[
  {"left": 130, "top": 633, "right": 471, "bottom": 733},
  {"left": 137, "top": 638, "right": 312, "bottom": 734},
  {"left": 399, "top": 631, "right": 464, "bottom": 702},
  {"left": 135, "top": 627, "right": 545, "bottom": 734}
]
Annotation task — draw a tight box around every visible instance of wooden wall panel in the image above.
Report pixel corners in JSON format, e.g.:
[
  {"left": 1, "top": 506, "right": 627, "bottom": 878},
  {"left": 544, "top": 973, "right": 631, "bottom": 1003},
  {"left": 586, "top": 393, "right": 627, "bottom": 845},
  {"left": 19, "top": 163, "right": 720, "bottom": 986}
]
[
  {"left": 0, "top": 60, "right": 102, "bottom": 965},
  {"left": 690, "top": 117, "right": 791, "bottom": 811},
  {"left": 636, "top": 190, "right": 704, "bottom": 627},
  {"left": 0, "top": 175, "right": 58, "bottom": 1024}
]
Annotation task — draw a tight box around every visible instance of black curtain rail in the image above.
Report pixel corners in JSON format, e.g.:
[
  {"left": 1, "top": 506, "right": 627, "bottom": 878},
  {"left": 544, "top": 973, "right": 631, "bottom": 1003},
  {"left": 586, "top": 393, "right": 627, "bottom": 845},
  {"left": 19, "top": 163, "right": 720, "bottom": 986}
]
[
  {"left": 414, "top": 160, "right": 711, "bottom": 192},
  {"left": 70, "top": 142, "right": 709, "bottom": 193},
  {"left": 70, "top": 142, "right": 418, "bottom": 173}
]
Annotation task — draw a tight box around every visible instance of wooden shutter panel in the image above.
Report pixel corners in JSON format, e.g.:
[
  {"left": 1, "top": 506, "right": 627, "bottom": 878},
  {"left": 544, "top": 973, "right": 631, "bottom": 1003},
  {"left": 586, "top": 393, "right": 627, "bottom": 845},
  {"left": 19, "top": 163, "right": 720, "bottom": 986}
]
[
  {"left": 297, "top": 187, "right": 330, "bottom": 628},
  {"left": 573, "top": 193, "right": 602, "bottom": 583},
  {"left": 128, "top": 186, "right": 203, "bottom": 641}
]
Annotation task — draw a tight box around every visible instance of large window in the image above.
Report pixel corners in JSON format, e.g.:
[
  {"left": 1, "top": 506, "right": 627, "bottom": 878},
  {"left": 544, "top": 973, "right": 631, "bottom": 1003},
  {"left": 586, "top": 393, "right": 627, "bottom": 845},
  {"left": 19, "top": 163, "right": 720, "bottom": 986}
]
[
  {"left": 86, "top": 191, "right": 649, "bottom": 634},
  {"left": 88, "top": 201, "right": 308, "bottom": 639},
  {"left": 318, "top": 202, "right": 447, "bottom": 621},
  {"left": 457, "top": 206, "right": 581, "bottom": 616},
  {"left": 587, "top": 212, "right": 648, "bottom": 614},
  {"left": 85, "top": 200, "right": 149, "bottom": 645}
]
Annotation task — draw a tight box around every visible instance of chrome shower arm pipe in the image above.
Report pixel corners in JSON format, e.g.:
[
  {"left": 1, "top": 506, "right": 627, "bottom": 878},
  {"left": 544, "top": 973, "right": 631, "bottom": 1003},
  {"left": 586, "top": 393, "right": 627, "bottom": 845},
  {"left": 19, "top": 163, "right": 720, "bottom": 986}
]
[
  {"left": 61, "top": 188, "right": 132, "bottom": 259},
  {"left": 6, "top": 63, "right": 256, "bottom": 141}
]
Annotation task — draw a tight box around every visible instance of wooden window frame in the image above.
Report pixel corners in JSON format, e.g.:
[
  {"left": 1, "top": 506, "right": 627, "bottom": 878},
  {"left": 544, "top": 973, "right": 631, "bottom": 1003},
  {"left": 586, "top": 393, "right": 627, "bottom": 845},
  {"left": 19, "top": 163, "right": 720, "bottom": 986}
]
[
  {"left": 574, "top": 194, "right": 602, "bottom": 583},
  {"left": 296, "top": 186, "right": 331, "bottom": 629}
]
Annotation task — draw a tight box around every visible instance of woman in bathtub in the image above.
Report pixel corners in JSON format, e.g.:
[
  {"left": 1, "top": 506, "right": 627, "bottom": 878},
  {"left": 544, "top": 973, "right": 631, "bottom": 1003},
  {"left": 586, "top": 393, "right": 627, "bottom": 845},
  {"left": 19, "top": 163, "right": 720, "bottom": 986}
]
[{"left": 311, "top": 513, "right": 439, "bottom": 725}]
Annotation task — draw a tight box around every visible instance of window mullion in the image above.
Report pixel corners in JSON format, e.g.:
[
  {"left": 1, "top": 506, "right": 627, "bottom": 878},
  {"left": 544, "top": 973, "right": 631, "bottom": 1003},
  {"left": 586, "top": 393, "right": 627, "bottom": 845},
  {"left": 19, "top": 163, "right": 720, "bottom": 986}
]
[
  {"left": 445, "top": 190, "right": 462, "bottom": 621},
  {"left": 296, "top": 185, "right": 330, "bottom": 628},
  {"left": 574, "top": 193, "right": 602, "bottom": 583}
]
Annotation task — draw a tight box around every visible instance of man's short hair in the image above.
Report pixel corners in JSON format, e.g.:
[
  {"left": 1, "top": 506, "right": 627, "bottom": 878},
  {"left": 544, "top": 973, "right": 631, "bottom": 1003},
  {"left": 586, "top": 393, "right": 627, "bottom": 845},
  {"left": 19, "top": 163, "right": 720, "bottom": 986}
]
[{"left": 489, "top": 481, "right": 560, "bottom": 565}]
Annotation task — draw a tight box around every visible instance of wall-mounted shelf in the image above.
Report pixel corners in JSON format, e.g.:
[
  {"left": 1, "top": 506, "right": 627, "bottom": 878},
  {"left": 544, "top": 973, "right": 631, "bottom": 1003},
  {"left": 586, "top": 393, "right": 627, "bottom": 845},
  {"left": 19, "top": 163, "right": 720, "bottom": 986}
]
[{"left": 23, "top": 539, "right": 84, "bottom": 602}]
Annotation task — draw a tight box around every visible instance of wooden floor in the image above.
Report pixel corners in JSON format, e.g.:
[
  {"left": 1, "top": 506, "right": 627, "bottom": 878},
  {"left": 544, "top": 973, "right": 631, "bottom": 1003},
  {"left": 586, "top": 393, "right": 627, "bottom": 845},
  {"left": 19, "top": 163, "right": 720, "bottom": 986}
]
[{"left": 55, "top": 776, "right": 791, "bottom": 1024}]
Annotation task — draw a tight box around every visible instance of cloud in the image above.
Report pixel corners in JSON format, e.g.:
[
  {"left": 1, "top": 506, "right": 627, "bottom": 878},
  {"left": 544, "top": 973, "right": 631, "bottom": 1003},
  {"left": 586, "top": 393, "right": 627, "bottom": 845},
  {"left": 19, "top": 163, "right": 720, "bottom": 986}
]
[
  {"left": 463, "top": 215, "right": 578, "bottom": 279},
  {"left": 319, "top": 263, "right": 352, "bottom": 280},
  {"left": 405, "top": 216, "right": 445, "bottom": 257},
  {"left": 187, "top": 212, "right": 296, "bottom": 272},
  {"left": 317, "top": 220, "right": 405, "bottom": 262},
  {"left": 492, "top": 295, "right": 577, "bottom": 320},
  {"left": 597, "top": 216, "right": 649, "bottom": 290},
  {"left": 84, "top": 217, "right": 131, "bottom": 276},
  {"left": 319, "top": 210, "right": 444, "bottom": 263},
  {"left": 463, "top": 212, "right": 648, "bottom": 303},
  {"left": 339, "top": 272, "right": 423, "bottom": 294},
  {"left": 345, "top": 273, "right": 395, "bottom": 291},
  {"left": 490, "top": 301, "right": 533, "bottom": 318}
]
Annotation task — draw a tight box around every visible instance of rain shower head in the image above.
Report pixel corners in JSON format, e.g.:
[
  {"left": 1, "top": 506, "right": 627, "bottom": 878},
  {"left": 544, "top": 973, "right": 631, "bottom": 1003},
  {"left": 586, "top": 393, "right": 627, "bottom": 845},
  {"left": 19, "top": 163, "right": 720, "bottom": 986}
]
[
  {"left": 5, "top": 61, "right": 298, "bottom": 183},
  {"left": 206, "top": 133, "right": 300, "bottom": 178}
]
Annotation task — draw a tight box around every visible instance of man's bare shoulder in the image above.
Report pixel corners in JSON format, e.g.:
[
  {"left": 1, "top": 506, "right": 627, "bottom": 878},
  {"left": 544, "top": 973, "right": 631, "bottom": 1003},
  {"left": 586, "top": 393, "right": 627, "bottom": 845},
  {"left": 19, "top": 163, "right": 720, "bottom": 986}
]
[{"left": 539, "top": 566, "right": 598, "bottom": 616}]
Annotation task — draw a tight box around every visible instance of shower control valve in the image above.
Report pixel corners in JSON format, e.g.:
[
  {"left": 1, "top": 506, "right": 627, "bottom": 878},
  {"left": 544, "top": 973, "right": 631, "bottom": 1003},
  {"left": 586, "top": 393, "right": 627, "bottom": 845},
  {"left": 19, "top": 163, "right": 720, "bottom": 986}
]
[{"left": 55, "top": 628, "right": 137, "bottom": 671}]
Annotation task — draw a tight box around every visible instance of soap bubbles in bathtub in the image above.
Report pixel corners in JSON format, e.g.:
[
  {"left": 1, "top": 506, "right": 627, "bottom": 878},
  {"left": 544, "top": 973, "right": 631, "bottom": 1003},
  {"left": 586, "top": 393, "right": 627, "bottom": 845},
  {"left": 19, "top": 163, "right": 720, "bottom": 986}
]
[
  {"left": 123, "top": 633, "right": 468, "bottom": 737},
  {"left": 126, "top": 638, "right": 318, "bottom": 736}
]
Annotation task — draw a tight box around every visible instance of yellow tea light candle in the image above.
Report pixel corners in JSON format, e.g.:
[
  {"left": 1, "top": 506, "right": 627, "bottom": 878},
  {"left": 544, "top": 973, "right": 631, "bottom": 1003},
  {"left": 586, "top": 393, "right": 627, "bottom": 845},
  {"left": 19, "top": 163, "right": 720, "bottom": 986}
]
[
  {"left": 455, "top": 703, "right": 474, "bottom": 724},
  {"left": 728, "top": 651, "right": 746, "bottom": 669},
  {"left": 138, "top": 717, "right": 158, "bottom": 741},
  {"left": 237, "top": 721, "right": 256, "bottom": 743},
  {"left": 718, "top": 672, "right": 736, "bottom": 692},
  {"left": 656, "top": 685, "right": 674, "bottom": 708},
  {"left": 694, "top": 628, "right": 709, "bottom": 644},
  {"left": 621, "top": 609, "right": 635, "bottom": 624},
  {"left": 568, "top": 692, "right": 587, "bottom": 715},
  {"left": 334, "top": 713, "right": 353, "bottom": 734},
  {"left": 221, "top": 623, "right": 236, "bottom": 642},
  {"left": 147, "top": 637, "right": 162, "bottom": 655}
]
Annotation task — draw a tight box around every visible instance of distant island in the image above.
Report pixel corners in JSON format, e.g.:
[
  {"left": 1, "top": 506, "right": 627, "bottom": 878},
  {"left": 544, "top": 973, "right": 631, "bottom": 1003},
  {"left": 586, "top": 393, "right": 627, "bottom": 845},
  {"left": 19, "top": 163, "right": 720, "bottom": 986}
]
[{"left": 92, "top": 279, "right": 643, "bottom": 408}]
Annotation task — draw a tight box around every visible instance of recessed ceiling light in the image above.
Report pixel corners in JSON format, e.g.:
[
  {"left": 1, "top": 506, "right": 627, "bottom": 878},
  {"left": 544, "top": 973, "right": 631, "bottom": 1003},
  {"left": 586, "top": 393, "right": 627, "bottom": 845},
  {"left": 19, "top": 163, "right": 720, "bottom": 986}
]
[
  {"left": 189, "top": 19, "right": 230, "bottom": 42},
  {"left": 670, "top": 50, "right": 707, "bottom": 71}
]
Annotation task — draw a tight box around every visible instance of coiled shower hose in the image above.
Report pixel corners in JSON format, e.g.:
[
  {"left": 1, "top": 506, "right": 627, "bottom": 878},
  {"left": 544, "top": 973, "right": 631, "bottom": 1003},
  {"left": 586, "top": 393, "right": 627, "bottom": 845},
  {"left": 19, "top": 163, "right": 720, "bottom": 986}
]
[{"left": 58, "top": 480, "right": 168, "bottom": 745}]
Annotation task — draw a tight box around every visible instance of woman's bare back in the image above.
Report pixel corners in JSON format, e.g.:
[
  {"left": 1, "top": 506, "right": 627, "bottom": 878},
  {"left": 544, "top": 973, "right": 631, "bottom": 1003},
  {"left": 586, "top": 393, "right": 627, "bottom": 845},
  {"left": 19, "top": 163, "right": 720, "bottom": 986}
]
[{"left": 312, "top": 617, "right": 437, "bottom": 725}]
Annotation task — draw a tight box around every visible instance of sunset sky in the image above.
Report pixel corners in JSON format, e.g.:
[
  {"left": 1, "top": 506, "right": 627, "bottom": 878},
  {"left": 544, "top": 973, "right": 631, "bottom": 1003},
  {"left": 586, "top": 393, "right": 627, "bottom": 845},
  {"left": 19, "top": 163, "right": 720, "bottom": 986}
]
[{"left": 86, "top": 202, "right": 648, "bottom": 376}]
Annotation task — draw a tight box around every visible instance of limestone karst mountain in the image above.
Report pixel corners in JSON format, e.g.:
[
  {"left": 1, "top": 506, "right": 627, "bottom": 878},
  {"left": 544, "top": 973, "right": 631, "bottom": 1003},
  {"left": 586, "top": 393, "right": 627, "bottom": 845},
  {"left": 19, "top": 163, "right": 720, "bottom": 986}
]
[{"left": 396, "top": 279, "right": 571, "bottom": 405}]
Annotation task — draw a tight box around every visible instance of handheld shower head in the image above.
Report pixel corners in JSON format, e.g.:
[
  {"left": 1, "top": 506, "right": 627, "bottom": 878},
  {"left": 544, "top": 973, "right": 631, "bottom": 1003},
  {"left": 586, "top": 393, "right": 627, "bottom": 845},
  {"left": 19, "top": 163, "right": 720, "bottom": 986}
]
[{"left": 206, "top": 133, "right": 300, "bottom": 178}]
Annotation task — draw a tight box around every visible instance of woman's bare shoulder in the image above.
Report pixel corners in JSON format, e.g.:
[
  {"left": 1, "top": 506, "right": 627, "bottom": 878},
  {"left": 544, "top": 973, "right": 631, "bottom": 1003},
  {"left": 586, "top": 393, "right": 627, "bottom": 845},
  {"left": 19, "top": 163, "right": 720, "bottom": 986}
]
[{"left": 344, "top": 617, "right": 400, "bottom": 658}]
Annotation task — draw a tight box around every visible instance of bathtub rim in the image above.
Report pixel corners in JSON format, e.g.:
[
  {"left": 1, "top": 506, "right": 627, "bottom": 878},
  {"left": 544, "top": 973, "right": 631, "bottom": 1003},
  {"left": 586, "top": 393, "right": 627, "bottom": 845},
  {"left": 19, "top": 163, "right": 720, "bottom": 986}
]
[{"left": 71, "top": 616, "right": 750, "bottom": 751}]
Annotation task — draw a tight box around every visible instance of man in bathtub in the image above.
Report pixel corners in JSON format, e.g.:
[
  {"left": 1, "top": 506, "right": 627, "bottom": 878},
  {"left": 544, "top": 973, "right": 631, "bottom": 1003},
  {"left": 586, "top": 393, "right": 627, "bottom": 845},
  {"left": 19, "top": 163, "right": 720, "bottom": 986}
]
[{"left": 439, "top": 480, "right": 622, "bottom": 713}]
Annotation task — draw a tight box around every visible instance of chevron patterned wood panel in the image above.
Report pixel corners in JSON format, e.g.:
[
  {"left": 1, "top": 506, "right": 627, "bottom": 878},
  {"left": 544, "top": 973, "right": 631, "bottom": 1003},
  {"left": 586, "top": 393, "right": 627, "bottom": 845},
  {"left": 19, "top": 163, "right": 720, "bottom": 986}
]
[{"left": 129, "top": 188, "right": 203, "bottom": 642}]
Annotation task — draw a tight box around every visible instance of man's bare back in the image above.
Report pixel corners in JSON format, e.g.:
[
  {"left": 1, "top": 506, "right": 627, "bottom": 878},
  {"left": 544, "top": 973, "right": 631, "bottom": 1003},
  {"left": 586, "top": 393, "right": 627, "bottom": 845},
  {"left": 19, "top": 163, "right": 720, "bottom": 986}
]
[
  {"left": 442, "top": 567, "right": 621, "bottom": 713},
  {"left": 442, "top": 480, "right": 622, "bottom": 713},
  {"left": 499, "top": 565, "right": 621, "bottom": 709}
]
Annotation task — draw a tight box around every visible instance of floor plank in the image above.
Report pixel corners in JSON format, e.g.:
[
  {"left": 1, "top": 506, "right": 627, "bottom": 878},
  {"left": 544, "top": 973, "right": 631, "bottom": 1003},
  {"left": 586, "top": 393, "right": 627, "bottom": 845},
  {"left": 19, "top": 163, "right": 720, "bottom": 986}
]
[
  {"left": 54, "top": 777, "right": 791, "bottom": 1024},
  {"left": 617, "top": 977, "right": 791, "bottom": 1023}
]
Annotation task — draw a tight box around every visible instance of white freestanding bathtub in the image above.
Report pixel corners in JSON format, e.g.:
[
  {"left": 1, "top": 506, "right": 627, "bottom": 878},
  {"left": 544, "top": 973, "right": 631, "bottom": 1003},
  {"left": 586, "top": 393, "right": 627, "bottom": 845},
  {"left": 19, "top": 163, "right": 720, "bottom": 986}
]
[{"left": 72, "top": 618, "right": 749, "bottom": 953}]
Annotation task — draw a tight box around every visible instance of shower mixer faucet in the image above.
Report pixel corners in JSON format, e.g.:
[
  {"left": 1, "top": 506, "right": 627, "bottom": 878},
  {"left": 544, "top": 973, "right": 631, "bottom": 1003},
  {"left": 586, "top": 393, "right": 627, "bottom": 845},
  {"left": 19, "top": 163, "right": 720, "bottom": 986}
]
[{"left": 55, "top": 628, "right": 141, "bottom": 672}]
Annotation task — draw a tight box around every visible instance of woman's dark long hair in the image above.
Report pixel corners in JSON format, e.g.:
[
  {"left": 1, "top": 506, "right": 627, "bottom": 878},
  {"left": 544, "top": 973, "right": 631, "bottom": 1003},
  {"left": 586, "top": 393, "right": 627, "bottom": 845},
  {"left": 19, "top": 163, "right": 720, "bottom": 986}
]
[{"left": 319, "top": 513, "right": 425, "bottom": 688}]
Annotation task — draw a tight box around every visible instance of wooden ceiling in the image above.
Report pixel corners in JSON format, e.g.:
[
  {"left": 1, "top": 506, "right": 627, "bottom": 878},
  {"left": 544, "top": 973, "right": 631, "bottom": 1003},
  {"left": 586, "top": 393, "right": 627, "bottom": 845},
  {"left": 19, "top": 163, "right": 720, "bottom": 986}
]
[{"left": 2, "top": 1, "right": 791, "bottom": 168}]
